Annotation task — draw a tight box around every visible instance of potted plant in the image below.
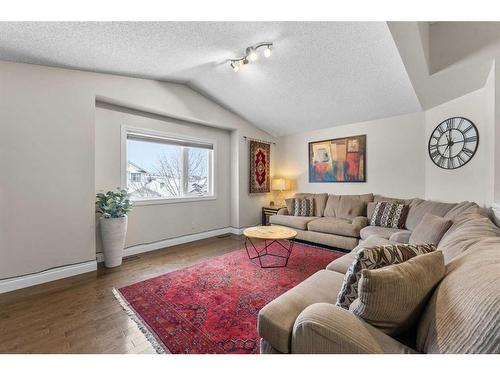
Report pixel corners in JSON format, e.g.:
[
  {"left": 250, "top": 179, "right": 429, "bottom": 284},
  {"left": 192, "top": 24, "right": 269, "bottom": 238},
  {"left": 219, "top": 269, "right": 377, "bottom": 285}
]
[{"left": 96, "top": 189, "right": 133, "bottom": 268}]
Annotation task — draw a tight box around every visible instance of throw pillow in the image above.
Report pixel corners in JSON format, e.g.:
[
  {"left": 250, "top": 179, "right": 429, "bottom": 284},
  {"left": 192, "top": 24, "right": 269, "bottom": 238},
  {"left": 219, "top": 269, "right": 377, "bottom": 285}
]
[
  {"left": 409, "top": 213, "right": 453, "bottom": 246},
  {"left": 292, "top": 198, "right": 314, "bottom": 217},
  {"left": 335, "top": 243, "right": 437, "bottom": 309},
  {"left": 350, "top": 251, "right": 445, "bottom": 336},
  {"left": 370, "top": 201, "right": 410, "bottom": 229}
]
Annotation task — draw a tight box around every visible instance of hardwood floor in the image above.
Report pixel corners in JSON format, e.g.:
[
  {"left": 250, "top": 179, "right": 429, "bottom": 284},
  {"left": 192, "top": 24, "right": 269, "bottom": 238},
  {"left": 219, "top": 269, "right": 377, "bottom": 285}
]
[{"left": 0, "top": 234, "right": 246, "bottom": 354}]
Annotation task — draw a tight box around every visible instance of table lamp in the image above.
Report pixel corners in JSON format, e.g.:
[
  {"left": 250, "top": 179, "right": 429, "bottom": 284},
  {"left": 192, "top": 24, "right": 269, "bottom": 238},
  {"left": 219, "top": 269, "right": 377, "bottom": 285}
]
[{"left": 271, "top": 178, "right": 290, "bottom": 207}]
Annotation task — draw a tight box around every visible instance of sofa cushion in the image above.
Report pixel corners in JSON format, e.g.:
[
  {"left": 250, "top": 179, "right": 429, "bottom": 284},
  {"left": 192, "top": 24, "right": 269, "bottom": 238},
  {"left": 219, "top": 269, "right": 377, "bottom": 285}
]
[
  {"left": 336, "top": 243, "right": 437, "bottom": 309},
  {"left": 257, "top": 269, "right": 345, "bottom": 354},
  {"left": 323, "top": 195, "right": 369, "bottom": 219},
  {"left": 285, "top": 198, "right": 294, "bottom": 214},
  {"left": 389, "top": 231, "right": 412, "bottom": 243},
  {"left": 367, "top": 202, "right": 376, "bottom": 220},
  {"left": 405, "top": 198, "right": 456, "bottom": 231},
  {"left": 438, "top": 212, "right": 500, "bottom": 264},
  {"left": 307, "top": 217, "right": 367, "bottom": 238},
  {"left": 370, "top": 201, "right": 409, "bottom": 229},
  {"left": 416, "top": 238, "right": 500, "bottom": 353},
  {"left": 409, "top": 213, "right": 452, "bottom": 246},
  {"left": 326, "top": 252, "right": 357, "bottom": 273},
  {"left": 350, "top": 251, "right": 445, "bottom": 336},
  {"left": 294, "top": 229, "right": 359, "bottom": 251},
  {"left": 374, "top": 195, "right": 413, "bottom": 204},
  {"left": 292, "top": 303, "right": 417, "bottom": 354},
  {"left": 443, "top": 201, "right": 483, "bottom": 221},
  {"left": 269, "top": 215, "right": 318, "bottom": 230},
  {"left": 360, "top": 225, "right": 411, "bottom": 240},
  {"left": 357, "top": 235, "right": 399, "bottom": 249},
  {"left": 294, "top": 193, "right": 328, "bottom": 217}
]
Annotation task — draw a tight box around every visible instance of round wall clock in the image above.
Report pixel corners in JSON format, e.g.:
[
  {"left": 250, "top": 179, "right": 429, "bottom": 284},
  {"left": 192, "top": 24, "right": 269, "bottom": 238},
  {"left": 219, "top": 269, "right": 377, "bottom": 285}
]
[{"left": 428, "top": 117, "right": 479, "bottom": 170}]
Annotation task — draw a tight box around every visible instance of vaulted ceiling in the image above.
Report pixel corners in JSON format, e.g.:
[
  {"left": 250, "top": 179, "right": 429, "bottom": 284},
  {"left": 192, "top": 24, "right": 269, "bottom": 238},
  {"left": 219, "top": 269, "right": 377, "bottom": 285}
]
[{"left": 0, "top": 22, "right": 451, "bottom": 136}]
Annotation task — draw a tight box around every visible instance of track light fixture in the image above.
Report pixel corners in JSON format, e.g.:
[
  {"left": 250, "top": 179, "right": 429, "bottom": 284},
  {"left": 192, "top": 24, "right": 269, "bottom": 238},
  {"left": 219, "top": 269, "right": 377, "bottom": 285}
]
[{"left": 229, "top": 42, "right": 273, "bottom": 72}]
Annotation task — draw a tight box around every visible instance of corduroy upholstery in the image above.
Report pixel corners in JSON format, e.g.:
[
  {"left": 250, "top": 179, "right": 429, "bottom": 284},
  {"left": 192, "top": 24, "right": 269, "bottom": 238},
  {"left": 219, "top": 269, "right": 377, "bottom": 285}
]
[
  {"left": 257, "top": 270, "right": 345, "bottom": 353},
  {"left": 292, "top": 303, "right": 416, "bottom": 354},
  {"left": 259, "top": 193, "right": 500, "bottom": 354}
]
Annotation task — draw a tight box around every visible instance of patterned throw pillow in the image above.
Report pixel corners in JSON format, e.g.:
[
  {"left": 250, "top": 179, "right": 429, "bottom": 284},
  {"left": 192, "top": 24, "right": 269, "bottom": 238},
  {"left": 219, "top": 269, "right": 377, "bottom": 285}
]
[
  {"left": 292, "top": 198, "right": 314, "bottom": 217},
  {"left": 335, "top": 243, "right": 437, "bottom": 309},
  {"left": 370, "top": 201, "right": 410, "bottom": 229}
]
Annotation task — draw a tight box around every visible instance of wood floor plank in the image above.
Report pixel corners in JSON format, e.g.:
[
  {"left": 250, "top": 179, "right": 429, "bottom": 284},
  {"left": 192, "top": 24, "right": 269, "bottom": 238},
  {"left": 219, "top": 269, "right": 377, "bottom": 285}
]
[{"left": 0, "top": 234, "right": 245, "bottom": 354}]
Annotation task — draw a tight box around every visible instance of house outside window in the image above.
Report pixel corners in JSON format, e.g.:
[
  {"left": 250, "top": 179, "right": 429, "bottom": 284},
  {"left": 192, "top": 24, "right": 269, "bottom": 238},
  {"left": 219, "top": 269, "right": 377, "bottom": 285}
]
[
  {"left": 122, "top": 127, "right": 215, "bottom": 203},
  {"left": 130, "top": 172, "right": 141, "bottom": 182}
]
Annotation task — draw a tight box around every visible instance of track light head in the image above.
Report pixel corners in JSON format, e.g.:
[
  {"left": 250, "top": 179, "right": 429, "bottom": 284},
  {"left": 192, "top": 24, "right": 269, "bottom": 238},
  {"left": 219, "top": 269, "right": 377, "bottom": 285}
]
[
  {"left": 264, "top": 45, "right": 272, "bottom": 58},
  {"left": 247, "top": 48, "right": 258, "bottom": 62}
]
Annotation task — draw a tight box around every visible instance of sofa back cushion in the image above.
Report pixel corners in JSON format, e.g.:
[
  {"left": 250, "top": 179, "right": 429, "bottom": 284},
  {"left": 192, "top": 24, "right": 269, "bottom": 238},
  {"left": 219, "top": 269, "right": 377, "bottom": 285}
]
[
  {"left": 323, "top": 194, "right": 373, "bottom": 219},
  {"left": 324, "top": 196, "right": 365, "bottom": 219},
  {"left": 374, "top": 195, "right": 413, "bottom": 204},
  {"left": 294, "top": 193, "right": 328, "bottom": 217},
  {"left": 443, "top": 201, "right": 483, "bottom": 221},
  {"left": 416, "top": 238, "right": 500, "bottom": 353},
  {"left": 405, "top": 199, "right": 456, "bottom": 231},
  {"left": 438, "top": 211, "right": 500, "bottom": 264}
]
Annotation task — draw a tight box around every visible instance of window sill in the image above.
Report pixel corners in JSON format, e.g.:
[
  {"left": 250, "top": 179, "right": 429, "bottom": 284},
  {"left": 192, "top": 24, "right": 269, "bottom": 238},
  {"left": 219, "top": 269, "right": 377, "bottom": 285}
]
[{"left": 132, "top": 195, "right": 217, "bottom": 206}]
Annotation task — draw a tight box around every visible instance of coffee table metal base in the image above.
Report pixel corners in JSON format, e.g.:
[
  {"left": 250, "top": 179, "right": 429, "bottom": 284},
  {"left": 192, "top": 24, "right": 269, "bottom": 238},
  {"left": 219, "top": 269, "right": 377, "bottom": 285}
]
[{"left": 244, "top": 237, "right": 295, "bottom": 268}]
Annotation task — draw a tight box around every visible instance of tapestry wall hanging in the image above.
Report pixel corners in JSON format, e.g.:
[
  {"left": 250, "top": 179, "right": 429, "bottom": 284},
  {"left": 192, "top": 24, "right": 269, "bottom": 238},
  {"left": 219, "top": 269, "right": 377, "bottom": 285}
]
[
  {"left": 309, "top": 135, "right": 366, "bottom": 182},
  {"left": 249, "top": 140, "right": 271, "bottom": 193}
]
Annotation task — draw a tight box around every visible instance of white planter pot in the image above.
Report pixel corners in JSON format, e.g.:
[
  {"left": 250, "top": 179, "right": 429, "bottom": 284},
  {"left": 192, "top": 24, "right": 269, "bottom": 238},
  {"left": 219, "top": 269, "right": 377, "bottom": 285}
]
[{"left": 100, "top": 215, "right": 128, "bottom": 268}]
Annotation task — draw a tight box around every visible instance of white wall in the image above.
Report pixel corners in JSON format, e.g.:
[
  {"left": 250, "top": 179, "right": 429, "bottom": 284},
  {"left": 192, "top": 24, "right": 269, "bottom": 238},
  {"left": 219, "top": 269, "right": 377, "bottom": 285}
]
[
  {"left": 0, "top": 60, "right": 273, "bottom": 280},
  {"left": 425, "top": 76, "right": 495, "bottom": 207},
  {"left": 275, "top": 112, "right": 426, "bottom": 199},
  {"left": 95, "top": 103, "right": 231, "bottom": 252}
]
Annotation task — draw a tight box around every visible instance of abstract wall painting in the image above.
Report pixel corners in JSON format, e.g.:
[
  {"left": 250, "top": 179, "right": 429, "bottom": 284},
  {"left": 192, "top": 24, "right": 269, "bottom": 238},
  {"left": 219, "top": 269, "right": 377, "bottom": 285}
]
[
  {"left": 249, "top": 140, "right": 271, "bottom": 193},
  {"left": 309, "top": 135, "right": 366, "bottom": 182}
]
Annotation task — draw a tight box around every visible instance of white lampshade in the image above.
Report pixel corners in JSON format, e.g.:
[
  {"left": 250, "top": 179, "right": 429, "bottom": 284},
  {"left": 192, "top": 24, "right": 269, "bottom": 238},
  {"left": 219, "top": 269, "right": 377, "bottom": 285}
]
[{"left": 271, "top": 178, "right": 289, "bottom": 191}]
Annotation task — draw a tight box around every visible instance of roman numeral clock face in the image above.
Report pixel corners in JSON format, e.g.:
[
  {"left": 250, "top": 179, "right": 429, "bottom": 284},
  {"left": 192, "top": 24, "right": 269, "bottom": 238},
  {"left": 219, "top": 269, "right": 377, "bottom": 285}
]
[{"left": 428, "top": 117, "right": 479, "bottom": 170}]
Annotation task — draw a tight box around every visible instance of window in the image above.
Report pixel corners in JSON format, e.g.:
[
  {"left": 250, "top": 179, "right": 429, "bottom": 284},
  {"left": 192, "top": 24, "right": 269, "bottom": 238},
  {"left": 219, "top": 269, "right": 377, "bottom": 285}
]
[
  {"left": 123, "top": 128, "right": 214, "bottom": 202},
  {"left": 130, "top": 173, "right": 141, "bottom": 182}
]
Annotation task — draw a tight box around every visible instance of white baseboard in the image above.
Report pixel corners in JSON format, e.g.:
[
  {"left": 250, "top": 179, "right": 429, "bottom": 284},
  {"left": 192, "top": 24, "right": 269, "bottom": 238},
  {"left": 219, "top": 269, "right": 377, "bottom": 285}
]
[
  {"left": 0, "top": 260, "right": 97, "bottom": 294},
  {"left": 0, "top": 226, "right": 248, "bottom": 293},
  {"left": 96, "top": 226, "right": 246, "bottom": 263},
  {"left": 492, "top": 203, "right": 500, "bottom": 227},
  {"left": 229, "top": 227, "right": 246, "bottom": 235}
]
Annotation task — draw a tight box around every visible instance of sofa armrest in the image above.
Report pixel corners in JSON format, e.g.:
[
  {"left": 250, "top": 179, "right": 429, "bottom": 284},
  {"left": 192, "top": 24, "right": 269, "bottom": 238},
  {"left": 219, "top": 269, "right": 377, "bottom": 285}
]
[
  {"left": 292, "top": 303, "right": 416, "bottom": 354},
  {"left": 352, "top": 216, "right": 368, "bottom": 228},
  {"left": 277, "top": 208, "right": 289, "bottom": 215},
  {"left": 389, "top": 231, "right": 412, "bottom": 244}
]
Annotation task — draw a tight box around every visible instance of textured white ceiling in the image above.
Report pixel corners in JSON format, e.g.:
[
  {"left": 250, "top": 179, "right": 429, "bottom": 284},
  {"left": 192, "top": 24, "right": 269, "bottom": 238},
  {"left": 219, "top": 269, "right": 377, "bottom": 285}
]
[{"left": 0, "top": 22, "right": 421, "bottom": 136}]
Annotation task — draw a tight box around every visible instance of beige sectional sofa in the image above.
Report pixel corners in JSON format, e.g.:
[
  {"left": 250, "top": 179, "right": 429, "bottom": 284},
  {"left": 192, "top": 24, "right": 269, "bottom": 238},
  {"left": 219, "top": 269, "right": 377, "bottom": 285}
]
[
  {"left": 270, "top": 193, "right": 374, "bottom": 250},
  {"left": 260, "top": 194, "right": 500, "bottom": 354}
]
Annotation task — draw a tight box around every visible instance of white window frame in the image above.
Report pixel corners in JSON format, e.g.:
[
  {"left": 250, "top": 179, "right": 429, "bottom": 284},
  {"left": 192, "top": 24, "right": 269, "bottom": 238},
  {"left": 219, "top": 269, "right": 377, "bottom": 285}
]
[
  {"left": 121, "top": 125, "right": 216, "bottom": 206},
  {"left": 130, "top": 172, "right": 141, "bottom": 182}
]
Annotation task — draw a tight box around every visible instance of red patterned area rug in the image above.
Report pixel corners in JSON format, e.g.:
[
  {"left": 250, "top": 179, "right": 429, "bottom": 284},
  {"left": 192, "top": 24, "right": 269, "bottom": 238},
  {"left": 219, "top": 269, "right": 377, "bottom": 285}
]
[{"left": 113, "top": 242, "right": 343, "bottom": 354}]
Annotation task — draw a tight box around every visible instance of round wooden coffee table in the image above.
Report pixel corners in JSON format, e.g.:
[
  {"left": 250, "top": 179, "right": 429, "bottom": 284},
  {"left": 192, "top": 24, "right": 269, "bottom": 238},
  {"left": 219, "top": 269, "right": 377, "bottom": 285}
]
[{"left": 243, "top": 226, "right": 297, "bottom": 268}]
